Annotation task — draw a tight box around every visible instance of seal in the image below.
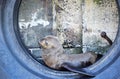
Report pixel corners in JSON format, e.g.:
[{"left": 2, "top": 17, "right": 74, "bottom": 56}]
[{"left": 39, "top": 35, "right": 102, "bottom": 76}]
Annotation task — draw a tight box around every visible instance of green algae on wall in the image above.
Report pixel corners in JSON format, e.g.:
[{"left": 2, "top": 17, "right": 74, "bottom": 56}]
[{"left": 93, "top": 0, "right": 103, "bottom": 4}]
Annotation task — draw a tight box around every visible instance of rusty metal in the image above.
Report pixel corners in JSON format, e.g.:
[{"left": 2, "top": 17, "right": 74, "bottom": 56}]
[{"left": 101, "top": 31, "right": 113, "bottom": 45}]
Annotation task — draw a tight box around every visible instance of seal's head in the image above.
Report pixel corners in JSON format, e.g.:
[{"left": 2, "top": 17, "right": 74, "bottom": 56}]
[{"left": 39, "top": 35, "right": 62, "bottom": 50}]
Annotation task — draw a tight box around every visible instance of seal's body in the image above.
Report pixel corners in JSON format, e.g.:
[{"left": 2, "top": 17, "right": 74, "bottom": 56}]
[
  {"left": 42, "top": 51, "right": 97, "bottom": 70},
  {"left": 39, "top": 35, "right": 101, "bottom": 76}
]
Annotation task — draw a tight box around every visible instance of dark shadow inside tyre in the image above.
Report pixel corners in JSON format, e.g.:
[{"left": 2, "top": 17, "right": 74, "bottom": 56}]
[{"left": 9, "top": 0, "right": 120, "bottom": 78}]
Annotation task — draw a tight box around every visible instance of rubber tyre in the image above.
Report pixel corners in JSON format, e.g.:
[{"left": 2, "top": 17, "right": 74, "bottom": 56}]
[{"left": 0, "top": 0, "right": 120, "bottom": 79}]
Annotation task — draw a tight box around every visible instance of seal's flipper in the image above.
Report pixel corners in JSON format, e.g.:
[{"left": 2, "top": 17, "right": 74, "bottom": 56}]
[{"left": 61, "top": 63, "right": 95, "bottom": 77}]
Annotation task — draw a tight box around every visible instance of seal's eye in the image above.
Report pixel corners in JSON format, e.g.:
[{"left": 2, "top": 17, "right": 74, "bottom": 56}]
[{"left": 45, "top": 41, "right": 48, "bottom": 46}]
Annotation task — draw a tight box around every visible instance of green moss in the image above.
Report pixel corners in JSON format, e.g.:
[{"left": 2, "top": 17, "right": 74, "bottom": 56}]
[{"left": 93, "top": 0, "right": 103, "bottom": 5}]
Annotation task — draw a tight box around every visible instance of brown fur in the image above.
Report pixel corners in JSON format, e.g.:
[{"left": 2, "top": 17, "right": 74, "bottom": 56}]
[{"left": 39, "top": 35, "right": 98, "bottom": 70}]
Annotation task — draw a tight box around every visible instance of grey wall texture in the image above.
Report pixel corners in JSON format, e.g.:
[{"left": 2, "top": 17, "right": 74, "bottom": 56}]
[{"left": 19, "top": 0, "right": 118, "bottom": 58}]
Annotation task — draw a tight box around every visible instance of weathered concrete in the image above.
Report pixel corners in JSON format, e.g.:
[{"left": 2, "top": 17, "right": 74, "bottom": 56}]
[
  {"left": 19, "top": 0, "right": 118, "bottom": 55},
  {"left": 19, "top": 0, "right": 53, "bottom": 47},
  {"left": 52, "top": 0, "right": 83, "bottom": 53},
  {"left": 82, "top": 0, "right": 118, "bottom": 53}
]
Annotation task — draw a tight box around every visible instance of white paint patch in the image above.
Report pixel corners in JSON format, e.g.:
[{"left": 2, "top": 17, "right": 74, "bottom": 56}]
[{"left": 19, "top": 9, "right": 49, "bottom": 29}]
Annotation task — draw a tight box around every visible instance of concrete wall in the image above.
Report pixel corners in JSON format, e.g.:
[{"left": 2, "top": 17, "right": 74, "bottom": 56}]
[
  {"left": 82, "top": 0, "right": 118, "bottom": 53},
  {"left": 19, "top": 0, "right": 118, "bottom": 56},
  {"left": 19, "top": 0, "right": 53, "bottom": 47}
]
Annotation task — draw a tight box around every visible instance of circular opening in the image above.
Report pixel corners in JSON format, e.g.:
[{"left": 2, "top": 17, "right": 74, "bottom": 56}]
[{"left": 17, "top": 0, "right": 119, "bottom": 76}]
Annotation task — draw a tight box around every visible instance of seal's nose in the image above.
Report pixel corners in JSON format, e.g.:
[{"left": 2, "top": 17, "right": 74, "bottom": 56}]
[
  {"left": 39, "top": 39, "right": 44, "bottom": 48},
  {"left": 38, "top": 41, "right": 42, "bottom": 48},
  {"left": 39, "top": 38, "right": 45, "bottom": 48}
]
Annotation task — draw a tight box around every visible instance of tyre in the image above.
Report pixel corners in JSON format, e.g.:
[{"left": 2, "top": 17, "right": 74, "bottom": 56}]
[{"left": 0, "top": 0, "right": 120, "bottom": 79}]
